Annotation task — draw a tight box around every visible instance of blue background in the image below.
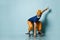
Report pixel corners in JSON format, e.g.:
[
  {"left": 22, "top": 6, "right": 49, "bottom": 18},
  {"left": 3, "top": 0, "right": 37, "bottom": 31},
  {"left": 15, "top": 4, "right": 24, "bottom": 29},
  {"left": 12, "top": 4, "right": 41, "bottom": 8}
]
[{"left": 0, "top": 0, "right": 60, "bottom": 40}]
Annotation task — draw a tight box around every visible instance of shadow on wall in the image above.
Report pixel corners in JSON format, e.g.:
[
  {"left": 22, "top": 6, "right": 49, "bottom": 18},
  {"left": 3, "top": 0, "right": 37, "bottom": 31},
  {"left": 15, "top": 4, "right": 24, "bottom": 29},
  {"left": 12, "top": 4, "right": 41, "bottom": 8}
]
[{"left": 41, "top": 9, "right": 52, "bottom": 36}]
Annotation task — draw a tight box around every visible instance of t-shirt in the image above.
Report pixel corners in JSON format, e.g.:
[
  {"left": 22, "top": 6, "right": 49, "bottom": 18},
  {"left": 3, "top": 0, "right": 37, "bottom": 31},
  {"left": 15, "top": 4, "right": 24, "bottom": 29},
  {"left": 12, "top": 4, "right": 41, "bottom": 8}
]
[{"left": 28, "top": 15, "right": 41, "bottom": 23}]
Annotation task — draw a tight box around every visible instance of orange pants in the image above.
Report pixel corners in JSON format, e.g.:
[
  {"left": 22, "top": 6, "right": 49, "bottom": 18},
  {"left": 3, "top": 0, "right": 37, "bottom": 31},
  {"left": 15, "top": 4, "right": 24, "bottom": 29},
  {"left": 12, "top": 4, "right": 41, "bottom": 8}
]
[{"left": 27, "top": 21, "right": 42, "bottom": 32}]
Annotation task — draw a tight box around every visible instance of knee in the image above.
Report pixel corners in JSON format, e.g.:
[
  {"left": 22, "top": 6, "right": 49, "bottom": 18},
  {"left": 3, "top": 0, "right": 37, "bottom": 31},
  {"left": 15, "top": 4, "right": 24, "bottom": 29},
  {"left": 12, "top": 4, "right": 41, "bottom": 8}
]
[
  {"left": 28, "top": 26, "right": 33, "bottom": 31},
  {"left": 39, "top": 21, "right": 42, "bottom": 25},
  {"left": 37, "top": 27, "right": 42, "bottom": 31}
]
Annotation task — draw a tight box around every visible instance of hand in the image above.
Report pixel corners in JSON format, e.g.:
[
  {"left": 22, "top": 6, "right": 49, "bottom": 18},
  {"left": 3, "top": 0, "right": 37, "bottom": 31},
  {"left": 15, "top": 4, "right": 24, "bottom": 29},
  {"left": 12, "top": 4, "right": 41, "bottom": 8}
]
[{"left": 45, "top": 7, "right": 49, "bottom": 10}]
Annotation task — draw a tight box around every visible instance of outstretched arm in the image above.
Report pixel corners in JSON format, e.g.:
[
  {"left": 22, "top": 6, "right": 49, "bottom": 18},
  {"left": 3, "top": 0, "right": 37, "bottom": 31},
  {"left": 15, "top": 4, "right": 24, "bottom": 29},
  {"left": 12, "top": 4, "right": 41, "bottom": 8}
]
[
  {"left": 34, "top": 22, "right": 37, "bottom": 37},
  {"left": 42, "top": 8, "right": 48, "bottom": 13}
]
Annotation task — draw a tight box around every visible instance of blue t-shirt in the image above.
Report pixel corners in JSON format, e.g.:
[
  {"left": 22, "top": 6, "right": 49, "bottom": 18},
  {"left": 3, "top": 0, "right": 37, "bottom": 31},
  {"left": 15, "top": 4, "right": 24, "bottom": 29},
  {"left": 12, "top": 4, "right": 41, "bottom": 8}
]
[{"left": 28, "top": 15, "right": 41, "bottom": 23}]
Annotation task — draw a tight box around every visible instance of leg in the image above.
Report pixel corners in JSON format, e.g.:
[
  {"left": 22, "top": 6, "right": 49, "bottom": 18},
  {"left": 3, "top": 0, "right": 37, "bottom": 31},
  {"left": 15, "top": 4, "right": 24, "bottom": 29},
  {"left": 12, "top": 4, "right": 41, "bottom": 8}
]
[
  {"left": 36, "top": 21, "right": 42, "bottom": 33},
  {"left": 27, "top": 21, "right": 33, "bottom": 33}
]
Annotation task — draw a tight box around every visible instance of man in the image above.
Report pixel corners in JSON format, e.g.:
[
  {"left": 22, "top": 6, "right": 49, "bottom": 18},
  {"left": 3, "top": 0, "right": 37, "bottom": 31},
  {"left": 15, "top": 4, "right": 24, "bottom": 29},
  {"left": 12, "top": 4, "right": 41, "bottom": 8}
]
[{"left": 27, "top": 8, "right": 48, "bottom": 37}]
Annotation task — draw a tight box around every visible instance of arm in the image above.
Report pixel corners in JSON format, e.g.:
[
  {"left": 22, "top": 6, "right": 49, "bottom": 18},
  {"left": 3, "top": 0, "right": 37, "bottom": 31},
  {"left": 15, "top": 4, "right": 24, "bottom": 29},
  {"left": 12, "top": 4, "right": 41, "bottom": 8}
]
[
  {"left": 42, "top": 8, "right": 48, "bottom": 13},
  {"left": 34, "top": 22, "right": 37, "bottom": 37}
]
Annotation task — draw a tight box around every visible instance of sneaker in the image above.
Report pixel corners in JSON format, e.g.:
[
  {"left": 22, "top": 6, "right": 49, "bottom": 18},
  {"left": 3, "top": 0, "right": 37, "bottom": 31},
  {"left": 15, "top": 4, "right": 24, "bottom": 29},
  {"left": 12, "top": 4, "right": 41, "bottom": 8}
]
[
  {"left": 25, "top": 32, "right": 30, "bottom": 34},
  {"left": 38, "top": 32, "right": 41, "bottom": 34},
  {"left": 38, "top": 32, "right": 43, "bottom": 35}
]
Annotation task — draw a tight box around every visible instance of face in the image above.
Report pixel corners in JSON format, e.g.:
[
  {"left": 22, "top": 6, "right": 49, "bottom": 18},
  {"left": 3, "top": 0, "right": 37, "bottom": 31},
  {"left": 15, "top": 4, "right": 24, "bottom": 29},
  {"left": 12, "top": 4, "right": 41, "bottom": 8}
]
[{"left": 37, "top": 10, "right": 42, "bottom": 16}]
